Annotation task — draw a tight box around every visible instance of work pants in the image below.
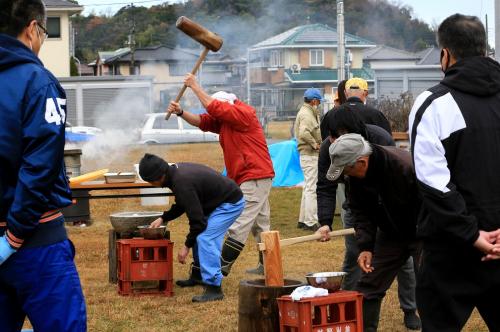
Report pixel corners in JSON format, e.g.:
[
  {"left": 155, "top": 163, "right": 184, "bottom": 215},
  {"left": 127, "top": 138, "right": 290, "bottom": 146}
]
[
  {"left": 226, "top": 178, "right": 272, "bottom": 244},
  {"left": 0, "top": 239, "right": 86, "bottom": 332},
  {"left": 417, "top": 246, "right": 500, "bottom": 331},
  {"left": 298, "top": 154, "right": 318, "bottom": 226},
  {"left": 196, "top": 197, "right": 245, "bottom": 286}
]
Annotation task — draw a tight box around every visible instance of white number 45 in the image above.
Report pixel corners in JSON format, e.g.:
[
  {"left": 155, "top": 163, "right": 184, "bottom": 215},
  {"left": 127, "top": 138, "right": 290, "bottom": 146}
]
[{"left": 45, "top": 98, "right": 66, "bottom": 125}]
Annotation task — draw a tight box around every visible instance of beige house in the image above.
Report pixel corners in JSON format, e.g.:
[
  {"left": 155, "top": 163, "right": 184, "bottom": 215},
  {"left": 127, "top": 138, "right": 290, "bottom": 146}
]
[
  {"left": 39, "top": 0, "right": 83, "bottom": 77},
  {"left": 248, "top": 24, "right": 376, "bottom": 117}
]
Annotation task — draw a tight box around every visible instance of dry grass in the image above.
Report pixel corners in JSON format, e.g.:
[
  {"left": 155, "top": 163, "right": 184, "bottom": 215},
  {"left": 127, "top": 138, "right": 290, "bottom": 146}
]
[
  {"left": 266, "top": 120, "right": 294, "bottom": 140},
  {"left": 34, "top": 139, "right": 487, "bottom": 331}
]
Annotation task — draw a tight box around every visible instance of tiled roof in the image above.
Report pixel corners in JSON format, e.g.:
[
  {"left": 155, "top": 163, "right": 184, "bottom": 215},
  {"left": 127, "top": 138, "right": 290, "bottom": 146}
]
[
  {"left": 416, "top": 47, "right": 440, "bottom": 65},
  {"left": 117, "top": 45, "right": 199, "bottom": 62},
  {"left": 251, "top": 24, "right": 376, "bottom": 49},
  {"left": 44, "top": 0, "right": 83, "bottom": 8},
  {"left": 363, "top": 45, "right": 419, "bottom": 61},
  {"left": 284, "top": 67, "right": 374, "bottom": 83}
]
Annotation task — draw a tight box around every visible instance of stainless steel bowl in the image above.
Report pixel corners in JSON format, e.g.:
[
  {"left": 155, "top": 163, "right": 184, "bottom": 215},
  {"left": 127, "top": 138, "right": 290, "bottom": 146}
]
[
  {"left": 305, "top": 272, "right": 347, "bottom": 292},
  {"left": 109, "top": 211, "right": 163, "bottom": 233},
  {"left": 137, "top": 225, "right": 168, "bottom": 240}
]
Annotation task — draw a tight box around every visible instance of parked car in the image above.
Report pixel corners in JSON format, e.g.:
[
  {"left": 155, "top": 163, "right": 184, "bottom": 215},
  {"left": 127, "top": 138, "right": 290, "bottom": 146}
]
[
  {"left": 139, "top": 113, "right": 219, "bottom": 144},
  {"left": 65, "top": 122, "right": 102, "bottom": 142}
]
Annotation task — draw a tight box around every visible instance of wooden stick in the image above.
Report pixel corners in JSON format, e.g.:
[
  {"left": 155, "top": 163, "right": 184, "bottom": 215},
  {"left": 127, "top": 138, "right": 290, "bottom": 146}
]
[
  {"left": 165, "top": 47, "right": 210, "bottom": 120},
  {"left": 257, "top": 228, "right": 355, "bottom": 251},
  {"left": 261, "top": 231, "right": 284, "bottom": 287}
]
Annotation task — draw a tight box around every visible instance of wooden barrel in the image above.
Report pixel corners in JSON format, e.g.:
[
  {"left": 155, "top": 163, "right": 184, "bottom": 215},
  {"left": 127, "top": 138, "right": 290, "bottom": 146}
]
[{"left": 238, "top": 278, "right": 304, "bottom": 332}]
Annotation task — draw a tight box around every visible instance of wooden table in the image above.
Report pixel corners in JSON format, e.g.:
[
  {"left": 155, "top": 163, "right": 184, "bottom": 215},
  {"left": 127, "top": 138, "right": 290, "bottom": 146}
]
[{"left": 70, "top": 180, "right": 173, "bottom": 199}]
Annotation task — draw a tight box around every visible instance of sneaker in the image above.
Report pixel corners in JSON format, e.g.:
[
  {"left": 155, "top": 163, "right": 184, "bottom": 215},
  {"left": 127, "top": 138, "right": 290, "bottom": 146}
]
[
  {"left": 403, "top": 310, "right": 421, "bottom": 330},
  {"left": 303, "top": 223, "right": 320, "bottom": 231},
  {"left": 246, "top": 263, "right": 264, "bottom": 275},
  {"left": 297, "top": 222, "right": 305, "bottom": 229}
]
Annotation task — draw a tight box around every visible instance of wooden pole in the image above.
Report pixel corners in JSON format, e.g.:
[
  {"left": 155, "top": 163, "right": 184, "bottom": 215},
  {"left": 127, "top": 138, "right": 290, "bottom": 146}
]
[
  {"left": 260, "top": 231, "right": 284, "bottom": 287},
  {"left": 257, "top": 228, "right": 355, "bottom": 251}
]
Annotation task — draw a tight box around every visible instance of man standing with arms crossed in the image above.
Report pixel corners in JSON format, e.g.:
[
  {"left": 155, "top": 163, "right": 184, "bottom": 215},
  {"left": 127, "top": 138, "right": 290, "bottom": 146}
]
[
  {"left": 0, "top": 1, "right": 86, "bottom": 330},
  {"left": 410, "top": 14, "right": 500, "bottom": 331},
  {"left": 167, "top": 73, "right": 274, "bottom": 277}
]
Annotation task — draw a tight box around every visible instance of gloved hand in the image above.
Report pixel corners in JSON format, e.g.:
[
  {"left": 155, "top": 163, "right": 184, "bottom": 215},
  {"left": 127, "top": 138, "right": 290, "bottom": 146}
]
[{"left": 0, "top": 234, "right": 17, "bottom": 266}]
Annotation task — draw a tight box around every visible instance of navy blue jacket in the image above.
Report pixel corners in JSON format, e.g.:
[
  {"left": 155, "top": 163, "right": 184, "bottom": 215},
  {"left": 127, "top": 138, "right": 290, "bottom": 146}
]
[{"left": 0, "top": 34, "right": 71, "bottom": 248}]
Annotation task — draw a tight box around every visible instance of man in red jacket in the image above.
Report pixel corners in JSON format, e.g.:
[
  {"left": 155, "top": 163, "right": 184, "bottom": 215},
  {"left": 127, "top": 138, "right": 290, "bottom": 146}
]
[{"left": 167, "top": 73, "right": 275, "bottom": 279}]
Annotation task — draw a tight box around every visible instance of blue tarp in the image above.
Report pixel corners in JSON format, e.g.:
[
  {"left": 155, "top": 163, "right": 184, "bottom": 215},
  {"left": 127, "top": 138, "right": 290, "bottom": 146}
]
[
  {"left": 222, "top": 139, "right": 304, "bottom": 187},
  {"left": 65, "top": 132, "right": 95, "bottom": 142},
  {"left": 268, "top": 139, "right": 304, "bottom": 187}
]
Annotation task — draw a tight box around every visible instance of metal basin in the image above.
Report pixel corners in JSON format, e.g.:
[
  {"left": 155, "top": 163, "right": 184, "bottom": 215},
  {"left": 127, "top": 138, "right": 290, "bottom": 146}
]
[
  {"left": 305, "top": 272, "right": 347, "bottom": 293},
  {"left": 109, "top": 211, "right": 162, "bottom": 233}
]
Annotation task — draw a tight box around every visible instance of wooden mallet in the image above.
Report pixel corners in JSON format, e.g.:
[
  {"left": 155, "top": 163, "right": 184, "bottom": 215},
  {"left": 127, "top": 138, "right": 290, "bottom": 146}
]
[
  {"left": 258, "top": 228, "right": 355, "bottom": 287},
  {"left": 165, "top": 16, "right": 223, "bottom": 120}
]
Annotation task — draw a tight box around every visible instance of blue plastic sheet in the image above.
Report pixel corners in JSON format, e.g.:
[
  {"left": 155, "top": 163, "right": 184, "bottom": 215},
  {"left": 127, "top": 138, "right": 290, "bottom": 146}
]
[
  {"left": 222, "top": 139, "right": 304, "bottom": 187},
  {"left": 268, "top": 139, "right": 304, "bottom": 187}
]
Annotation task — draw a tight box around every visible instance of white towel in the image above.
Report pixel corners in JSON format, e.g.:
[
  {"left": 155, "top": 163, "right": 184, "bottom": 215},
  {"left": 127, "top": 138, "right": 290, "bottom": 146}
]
[{"left": 290, "top": 285, "right": 329, "bottom": 301}]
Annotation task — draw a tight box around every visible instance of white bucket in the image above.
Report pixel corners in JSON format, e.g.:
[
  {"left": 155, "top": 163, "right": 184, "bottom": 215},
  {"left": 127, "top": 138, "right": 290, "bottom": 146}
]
[{"left": 134, "top": 163, "right": 170, "bottom": 206}]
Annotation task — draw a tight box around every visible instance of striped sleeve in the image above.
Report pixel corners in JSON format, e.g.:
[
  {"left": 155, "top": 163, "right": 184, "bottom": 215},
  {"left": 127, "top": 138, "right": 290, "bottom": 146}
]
[{"left": 409, "top": 86, "right": 479, "bottom": 245}]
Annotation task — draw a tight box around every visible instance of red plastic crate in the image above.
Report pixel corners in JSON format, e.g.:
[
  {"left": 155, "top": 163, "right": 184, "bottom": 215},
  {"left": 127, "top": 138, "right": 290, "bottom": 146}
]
[
  {"left": 117, "top": 238, "right": 174, "bottom": 296},
  {"left": 277, "top": 290, "right": 363, "bottom": 332}
]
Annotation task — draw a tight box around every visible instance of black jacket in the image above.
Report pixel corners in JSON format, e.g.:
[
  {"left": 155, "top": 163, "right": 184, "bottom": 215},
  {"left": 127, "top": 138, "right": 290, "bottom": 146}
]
[
  {"left": 349, "top": 145, "right": 420, "bottom": 252},
  {"left": 160, "top": 163, "right": 242, "bottom": 247},
  {"left": 410, "top": 56, "right": 500, "bottom": 249},
  {"left": 317, "top": 125, "right": 395, "bottom": 228},
  {"left": 345, "top": 97, "right": 392, "bottom": 135}
]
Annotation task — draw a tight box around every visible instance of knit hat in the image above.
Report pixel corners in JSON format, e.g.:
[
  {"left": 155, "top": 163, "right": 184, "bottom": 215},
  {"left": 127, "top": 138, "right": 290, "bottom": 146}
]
[{"left": 139, "top": 153, "right": 168, "bottom": 182}]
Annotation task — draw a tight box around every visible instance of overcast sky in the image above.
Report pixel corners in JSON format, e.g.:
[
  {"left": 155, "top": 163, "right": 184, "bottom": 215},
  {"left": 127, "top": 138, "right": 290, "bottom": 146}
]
[{"left": 78, "top": 0, "right": 496, "bottom": 44}]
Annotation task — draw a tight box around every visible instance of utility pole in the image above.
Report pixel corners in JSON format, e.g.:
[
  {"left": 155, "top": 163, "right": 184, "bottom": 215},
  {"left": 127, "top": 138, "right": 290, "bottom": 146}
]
[
  {"left": 486, "top": 14, "right": 490, "bottom": 55},
  {"left": 337, "top": 0, "right": 345, "bottom": 82},
  {"left": 127, "top": 3, "right": 136, "bottom": 75},
  {"left": 496, "top": 0, "right": 500, "bottom": 61}
]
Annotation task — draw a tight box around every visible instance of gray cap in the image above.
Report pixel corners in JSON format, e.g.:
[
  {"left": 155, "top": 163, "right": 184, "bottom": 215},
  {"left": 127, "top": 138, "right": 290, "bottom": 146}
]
[{"left": 326, "top": 133, "right": 371, "bottom": 181}]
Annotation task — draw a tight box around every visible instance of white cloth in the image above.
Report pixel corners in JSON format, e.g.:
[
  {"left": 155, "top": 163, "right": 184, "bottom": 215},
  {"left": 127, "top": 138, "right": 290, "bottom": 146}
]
[
  {"left": 290, "top": 285, "right": 329, "bottom": 301},
  {"left": 211, "top": 91, "right": 237, "bottom": 104}
]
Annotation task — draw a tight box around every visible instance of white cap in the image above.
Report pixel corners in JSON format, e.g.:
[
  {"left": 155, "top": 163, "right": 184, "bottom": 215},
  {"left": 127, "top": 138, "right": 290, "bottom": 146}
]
[{"left": 211, "top": 91, "right": 237, "bottom": 104}]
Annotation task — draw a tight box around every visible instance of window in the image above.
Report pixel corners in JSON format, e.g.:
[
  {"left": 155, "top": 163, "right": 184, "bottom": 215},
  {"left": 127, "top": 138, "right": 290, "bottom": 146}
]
[
  {"left": 170, "top": 62, "right": 195, "bottom": 76},
  {"left": 152, "top": 116, "right": 179, "bottom": 130},
  {"left": 270, "top": 50, "right": 283, "bottom": 67},
  {"left": 310, "top": 49, "right": 324, "bottom": 66},
  {"left": 47, "top": 17, "right": 61, "bottom": 38}
]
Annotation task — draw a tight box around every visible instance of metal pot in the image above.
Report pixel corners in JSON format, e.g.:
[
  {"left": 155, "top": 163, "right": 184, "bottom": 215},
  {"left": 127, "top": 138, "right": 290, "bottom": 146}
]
[{"left": 305, "top": 272, "right": 347, "bottom": 292}]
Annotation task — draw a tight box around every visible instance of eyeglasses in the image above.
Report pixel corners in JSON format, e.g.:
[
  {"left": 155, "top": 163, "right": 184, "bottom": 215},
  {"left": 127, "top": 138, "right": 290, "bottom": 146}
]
[{"left": 36, "top": 22, "right": 48, "bottom": 40}]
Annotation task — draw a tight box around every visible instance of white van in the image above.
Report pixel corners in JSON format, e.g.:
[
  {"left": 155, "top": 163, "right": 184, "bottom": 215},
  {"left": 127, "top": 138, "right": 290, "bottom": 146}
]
[{"left": 140, "top": 113, "right": 219, "bottom": 144}]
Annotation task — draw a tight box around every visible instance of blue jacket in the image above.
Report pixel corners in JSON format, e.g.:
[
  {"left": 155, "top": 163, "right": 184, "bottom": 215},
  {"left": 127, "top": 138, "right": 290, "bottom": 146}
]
[{"left": 0, "top": 34, "right": 71, "bottom": 248}]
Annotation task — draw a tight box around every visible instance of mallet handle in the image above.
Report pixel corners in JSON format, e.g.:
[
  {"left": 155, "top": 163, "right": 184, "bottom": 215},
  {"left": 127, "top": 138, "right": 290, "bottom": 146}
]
[
  {"left": 257, "top": 228, "right": 355, "bottom": 251},
  {"left": 165, "top": 47, "right": 210, "bottom": 120}
]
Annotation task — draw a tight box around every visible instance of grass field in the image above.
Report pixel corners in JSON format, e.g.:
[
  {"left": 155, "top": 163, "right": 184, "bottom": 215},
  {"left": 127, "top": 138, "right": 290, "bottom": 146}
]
[{"left": 43, "top": 138, "right": 487, "bottom": 331}]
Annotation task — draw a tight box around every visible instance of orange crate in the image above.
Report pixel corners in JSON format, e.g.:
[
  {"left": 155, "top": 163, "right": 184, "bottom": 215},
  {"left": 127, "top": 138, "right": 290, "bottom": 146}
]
[
  {"left": 117, "top": 238, "right": 174, "bottom": 296},
  {"left": 277, "top": 290, "right": 363, "bottom": 332}
]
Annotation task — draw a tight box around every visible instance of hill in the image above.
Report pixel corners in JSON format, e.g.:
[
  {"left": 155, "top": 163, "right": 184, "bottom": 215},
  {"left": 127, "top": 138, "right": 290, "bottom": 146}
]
[{"left": 72, "top": 0, "right": 436, "bottom": 63}]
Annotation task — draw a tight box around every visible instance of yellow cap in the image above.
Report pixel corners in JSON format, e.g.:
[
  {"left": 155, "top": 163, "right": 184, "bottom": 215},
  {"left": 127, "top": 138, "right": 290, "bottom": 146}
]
[{"left": 345, "top": 77, "right": 368, "bottom": 91}]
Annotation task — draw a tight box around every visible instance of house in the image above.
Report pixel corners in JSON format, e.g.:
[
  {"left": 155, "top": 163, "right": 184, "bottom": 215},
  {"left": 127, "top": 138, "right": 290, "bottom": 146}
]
[
  {"left": 248, "top": 23, "right": 376, "bottom": 118},
  {"left": 39, "top": 0, "right": 83, "bottom": 77},
  {"left": 91, "top": 45, "right": 247, "bottom": 110},
  {"left": 366, "top": 46, "right": 442, "bottom": 99}
]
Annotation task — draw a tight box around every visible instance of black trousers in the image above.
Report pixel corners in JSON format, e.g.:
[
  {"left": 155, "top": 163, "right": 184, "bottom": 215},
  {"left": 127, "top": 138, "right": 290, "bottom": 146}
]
[
  {"left": 417, "top": 246, "right": 500, "bottom": 332},
  {"left": 355, "top": 232, "right": 420, "bottom": 300}
]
